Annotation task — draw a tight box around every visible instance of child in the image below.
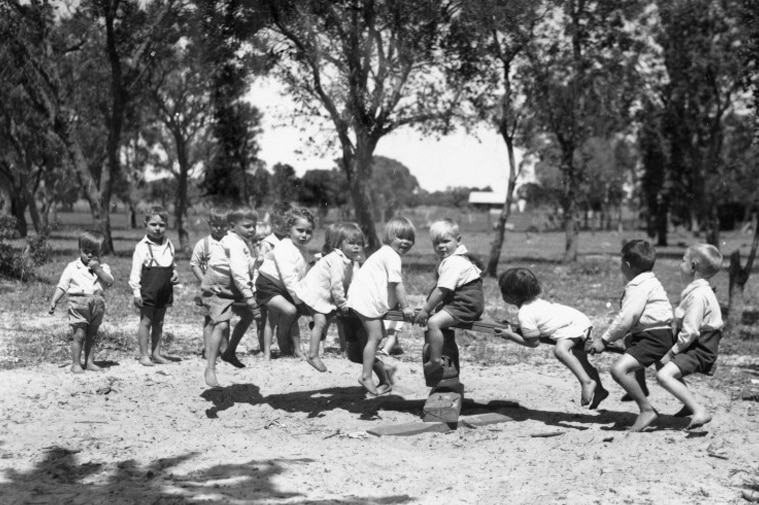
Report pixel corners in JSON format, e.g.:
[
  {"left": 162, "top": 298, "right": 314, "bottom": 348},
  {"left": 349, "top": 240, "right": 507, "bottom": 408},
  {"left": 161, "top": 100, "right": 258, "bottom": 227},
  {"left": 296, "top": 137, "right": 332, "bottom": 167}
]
[
  {"left": 297, "top": 222, "right": 364, "bottom": 372},
  {"left": 129, "top": 207, "right": 179, "bottom": 366},
  {"left": 49, "top": 230, "right": 114, "bottom": 373},
  {"left": 414, "top": 218, "right": 484, "bottom": 378},
  {"left": 656, "top": 244, "right": 723, "bottom": 429},
  {"left": 347, "top": 217, "right": 416, "bottom": 396},
  {"left": 190, "top": 208, "right": 228, "bottom": 356},
  {"left": 378, "top": 321, "right": 405, "bottom": 357},
  {"left": 255, "top": 208, "right": 315, "bottom": 359},
  {"left": 495, "top": 268, "right": 608, "bottom": 408},
  {"left": 201, "top": 207, "right": 259, "bottom": 387},
  {"left": 590, "top": 239, "right": 674, "bottom": 432}
]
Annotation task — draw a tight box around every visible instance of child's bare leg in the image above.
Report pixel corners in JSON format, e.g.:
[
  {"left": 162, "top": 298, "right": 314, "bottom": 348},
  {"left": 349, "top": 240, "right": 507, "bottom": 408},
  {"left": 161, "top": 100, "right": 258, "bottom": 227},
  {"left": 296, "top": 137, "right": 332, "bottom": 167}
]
[
  {"left": 424, "top": 312, "right": 456, "bottom": 376},
  {"left": 307, "top": 313, "right": 329, "bottom": 372},
  {"left": 261, "top": 304, "right": 277, "bottom": 359},
  {"left": 571, "top": 344, "right": 608, "bottom": 408},
  {"left": 268, "top": 296, "right": 298, "bottom": 357},
  {"left": 290, "top": 319, "right": 304, "bottom": 359},
  {"left": 555, "top": 339, "right": 597, "bottom": 405},
  {"left": 657, "top": 362, "right": 710, "bottom": 429},
  {"left": 222, "top": 308, "right": 254, "bottom": 368},
  {"left": 374, "top": 358, "right": 396, "bottom": 394},
  {"left": 359, "top": 318, "right": 384, "bottom": 395},
  {"left": 137, "top": 308, "right": 154, "bottom": 366},
  {"left": 204, "top": 321, "right": 228, "bottom": 387},
  {"left": 84, "top": 325, "right": 102, "bottom": 372},
  {"left": 256, "top": 306, "right": 267, "bottom": 354},
  {"left": 611, "top": 354, "right": 657, "bottom": 431},
  {"left": 71, "top": 327, "right": 86, "bottom": 374},
  {"left": 150, "top": 307, "right": 170, "bottom": 364}
]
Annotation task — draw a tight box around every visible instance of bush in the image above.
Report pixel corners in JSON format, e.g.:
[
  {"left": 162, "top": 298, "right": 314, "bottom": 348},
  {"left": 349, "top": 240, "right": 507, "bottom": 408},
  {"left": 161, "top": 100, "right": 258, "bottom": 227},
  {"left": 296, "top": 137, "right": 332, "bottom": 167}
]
[{"left": 0, "top": 216, "right": 52, "bottom": 281}]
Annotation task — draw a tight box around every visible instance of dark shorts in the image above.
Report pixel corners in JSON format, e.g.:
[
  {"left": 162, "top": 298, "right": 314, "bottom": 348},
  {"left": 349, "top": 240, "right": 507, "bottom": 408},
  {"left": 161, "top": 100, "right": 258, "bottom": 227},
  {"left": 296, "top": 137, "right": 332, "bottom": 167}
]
[
  {"left": 67, "top": 294, "right": 105, "bottom": 329},
  {"left": 255, "top": 274, "right": 294, "bottom": 306},
  {"left": 625, "top": 327, "right": 675, "bottom": 367},
  {"left": 338, "top": 311, "right": 386, "bottom": 364},
  {"left": 438, "top": 278, "right": 484, "bottom": 324},
  {"left": 672, "top": 329, "right": 721, "bottom": 376}
]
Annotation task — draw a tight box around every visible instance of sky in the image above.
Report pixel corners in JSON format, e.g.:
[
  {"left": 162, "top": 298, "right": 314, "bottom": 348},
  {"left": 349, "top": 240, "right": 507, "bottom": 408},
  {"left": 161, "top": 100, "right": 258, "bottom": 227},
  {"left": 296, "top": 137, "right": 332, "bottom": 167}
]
[{"left": 246, "top": 79, "right": 522, "bottom": 194}]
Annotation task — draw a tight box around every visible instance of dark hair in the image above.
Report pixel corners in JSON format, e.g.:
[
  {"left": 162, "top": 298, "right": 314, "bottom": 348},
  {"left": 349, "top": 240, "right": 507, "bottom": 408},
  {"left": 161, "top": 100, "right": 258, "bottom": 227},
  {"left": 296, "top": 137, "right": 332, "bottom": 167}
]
[
  {"left": 498, "top": 268, "right": 541, "bottom": 305},
  {"left": 79, "top": 230, "right": 105, "bottom": 254},
  {"left": 286, "top": 208, "right": 317, "bottom": 229},
  {"left": 144, "top": 206, "right": 169, "bottom": 224},
  {"left": 621, "top": 239, "right": 656, "bottom": 272},
  {"left": 322, "top": 222, "right": 364, "bottom": 255},
  {"left": 227, "top": 207, "right": 258, "bottom": 224}
]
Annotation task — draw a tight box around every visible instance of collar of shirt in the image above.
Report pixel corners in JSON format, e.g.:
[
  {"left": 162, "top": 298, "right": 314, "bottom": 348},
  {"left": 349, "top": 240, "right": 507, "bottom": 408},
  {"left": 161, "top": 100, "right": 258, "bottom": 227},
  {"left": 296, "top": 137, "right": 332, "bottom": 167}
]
[
  {"left": 333, "top": 249, "right": 352, "bottom": 265},
  {"left": 626, "top": 271, "right": 656, "bottom": 288},
  {"left": 680, "top": 278, "right": 711, "bottom": 300}
]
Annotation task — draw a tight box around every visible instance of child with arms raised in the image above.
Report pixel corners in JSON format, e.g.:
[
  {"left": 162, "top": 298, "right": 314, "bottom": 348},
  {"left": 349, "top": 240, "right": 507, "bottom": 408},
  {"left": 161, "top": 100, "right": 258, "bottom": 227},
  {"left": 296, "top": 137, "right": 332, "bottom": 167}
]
[
  {"left": 297, "top": 222, "right": 363, "bottom": 372},
  {"left": 201, "top": 207, "right": 259, "bottom": 386},
  {"left": 129, "top": 207, "right": 179, "bottom": 366},
  {"left": 656, "top": 244, "right": 723, "bottom": 429},
  {"left": 590, "top": 239, "right": 674, "bottom": 431},
  {"left": 49, "top": 230, "right": 114, "bottom": 373},
  {"left": 414, "top": 218, "right": 484, "bottom": 379},
  {"left": 347, "top": 217, "right": 416, "bottom": 396},
  {"left": 496, "top": 268, "right": 607, "bottom": 408},
  {"left": 255, "top": 208, "right": 315, "bottom": 359}
]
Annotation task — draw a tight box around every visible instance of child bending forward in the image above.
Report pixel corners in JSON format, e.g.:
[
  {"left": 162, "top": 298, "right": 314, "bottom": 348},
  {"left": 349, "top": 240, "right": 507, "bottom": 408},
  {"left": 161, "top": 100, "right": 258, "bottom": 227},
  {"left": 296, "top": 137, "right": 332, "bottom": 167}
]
[
  {"left": 414, "top": 218, "right": 484, "bottom": 378},
  {"left": 496, "top": 268, "right": 608, "bottom": 409}
]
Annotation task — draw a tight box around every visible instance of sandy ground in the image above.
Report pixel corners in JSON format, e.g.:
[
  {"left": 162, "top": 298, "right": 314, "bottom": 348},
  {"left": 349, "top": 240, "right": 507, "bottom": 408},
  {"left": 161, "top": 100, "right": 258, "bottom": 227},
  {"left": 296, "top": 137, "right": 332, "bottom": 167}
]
[{"left": 2, "top": 318, "right": 759, "bottom": 505}]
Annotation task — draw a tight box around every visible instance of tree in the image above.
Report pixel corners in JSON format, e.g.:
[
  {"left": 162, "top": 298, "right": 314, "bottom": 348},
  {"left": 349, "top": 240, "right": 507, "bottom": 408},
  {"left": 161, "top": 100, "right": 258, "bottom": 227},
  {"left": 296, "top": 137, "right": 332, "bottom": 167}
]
[
  {"left": 264, "top": 0, "right": 469, "bottom": 252},
  {"left": 298, "top": 168, "right": 348, "bottom": 221},
  {"left": 370, "top": 156, "right": 419, "bottom": 222},
  {"left": 270, "top": 163, "right": 300, "bottom": 203}
]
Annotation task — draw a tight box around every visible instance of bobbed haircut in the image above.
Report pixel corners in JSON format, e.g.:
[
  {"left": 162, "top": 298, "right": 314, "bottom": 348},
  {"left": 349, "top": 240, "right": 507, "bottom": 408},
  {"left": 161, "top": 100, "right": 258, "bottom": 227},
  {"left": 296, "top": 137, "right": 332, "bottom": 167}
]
[
  {"left": 688, "top": 243, "right": 723, "bottom": 279},
  {"left": 79, "top": 230, "right": 105, "bottom": 253},
  {"left": 621, "top": 239, "right": 656, "bottom": 272},
  {"left": 498, "top": 267, "right": 542, "bottom": 305},
  {"left": 429, "top": 218, "right": 460, "bottom": 242},
  {"left": 324, "top": 222, "right": 364, "bottom": 255},
  {"left": 286, "top": 208, "right": 317, "bottom": 229},
  {"left": 227, "top": 207, "right": 258, "bottom": 224},
  {"left": 144, "top": 206, "right": 169, "bottom": 224},
  {"left": 383, "top": 216, "right": 416, "bottom": 244}
]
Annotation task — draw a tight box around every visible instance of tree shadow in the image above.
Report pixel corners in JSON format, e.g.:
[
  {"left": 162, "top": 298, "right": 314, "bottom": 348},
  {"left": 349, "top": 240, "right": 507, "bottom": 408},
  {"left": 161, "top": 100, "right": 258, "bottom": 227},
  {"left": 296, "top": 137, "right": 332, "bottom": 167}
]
[{"left": 0, "top": 446, "right": 414, "bottom": 504}]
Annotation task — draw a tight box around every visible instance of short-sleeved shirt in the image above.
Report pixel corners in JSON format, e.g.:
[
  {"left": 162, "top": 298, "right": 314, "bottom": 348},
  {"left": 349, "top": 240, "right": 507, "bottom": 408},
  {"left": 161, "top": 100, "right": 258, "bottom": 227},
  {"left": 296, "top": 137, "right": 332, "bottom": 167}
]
[
  {"left": 347, "top": 245, "right": 402, "bottom": 318},
  {"left": 518, "top": 298, "right": 592, "bottom": 341},
  {"left": 436, "top": 245, "right": 481, "bottom": 290},
  {"left": 296, "top": 249, "right": 355, "bottom": 314},
  {"left": 671, "top": 279, "right": 723, "bottom": 355},
  {"left": 57, "top": 259, "right": 112, "bottom": 295}
]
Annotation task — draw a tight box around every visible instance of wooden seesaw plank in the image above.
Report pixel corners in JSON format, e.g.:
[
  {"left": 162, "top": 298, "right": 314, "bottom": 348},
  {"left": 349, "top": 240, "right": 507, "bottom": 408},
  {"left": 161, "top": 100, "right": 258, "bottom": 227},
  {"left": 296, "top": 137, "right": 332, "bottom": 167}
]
[{"left": 423, "top": 384, "right": 464, "bottom": 423}]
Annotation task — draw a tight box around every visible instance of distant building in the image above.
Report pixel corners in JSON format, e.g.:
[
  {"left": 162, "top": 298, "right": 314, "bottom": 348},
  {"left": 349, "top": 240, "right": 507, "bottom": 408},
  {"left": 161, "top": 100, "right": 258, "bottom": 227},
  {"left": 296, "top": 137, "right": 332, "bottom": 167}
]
[{"left": 468, "top": 191, "right": 526, "bottom": 213}]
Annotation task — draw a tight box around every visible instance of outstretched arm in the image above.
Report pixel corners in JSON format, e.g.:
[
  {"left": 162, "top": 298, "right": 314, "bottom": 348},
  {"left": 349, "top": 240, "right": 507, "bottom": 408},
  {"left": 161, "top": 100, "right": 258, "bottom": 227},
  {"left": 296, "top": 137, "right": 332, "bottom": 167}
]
[
  {"left": 494, "top": 325, "right": 540, "bottom": 347},
  {"left": 415, "top": 287, "right": 448, "bottom": 325}
]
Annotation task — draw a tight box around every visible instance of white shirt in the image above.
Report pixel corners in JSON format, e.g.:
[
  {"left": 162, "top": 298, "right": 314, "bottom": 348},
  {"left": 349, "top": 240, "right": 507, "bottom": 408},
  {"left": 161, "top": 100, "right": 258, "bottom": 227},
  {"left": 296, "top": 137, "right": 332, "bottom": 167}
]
[
  {"left": 601, "top": 271, "right": 673, "bottom": 344},
  {"left": 436, "top": 244, "right": 481, "bottom": 290},
  {"left": 219, "top": 232, "right": 257, "bottom": 300},
  {"left": 258, "top": 237, "right": 310, "bottom": 304},
  {"left": 671, "top": 279, "right": 723, "bottom": 354},
  {"left": 518, "top": 298, "right": 592, "bottom": 341},
  {"left": 347, "top": 245, "right": 402, "bottom": 318},
  {"left": 57, "top": 259, "right": 112, "bottom": 295},
  {"left": 296, "top": 249, "right": 355, "bottom": 314},
  {"left": 190, "top": 235, "right": 224, "bottom": 273},
  {"left": 128, "top": 236, "right": 175, "bottom": 296}
]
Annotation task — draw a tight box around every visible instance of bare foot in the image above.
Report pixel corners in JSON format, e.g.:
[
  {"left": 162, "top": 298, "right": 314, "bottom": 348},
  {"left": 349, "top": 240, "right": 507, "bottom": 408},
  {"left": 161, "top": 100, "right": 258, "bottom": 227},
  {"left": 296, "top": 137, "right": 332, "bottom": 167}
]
[
  {"left": 385, "top": 364, "right": 397, "bottom": 385},
  {"left": 687, "top": 411, "right": 712, "bottom": 430},
  {"left": 86, "top": 362, "right": 103, "bottom": 372},
  {"left": 423, "top": 359, "right": 443, "bottom": 377},
  {"left": 630, "top": 409, "right": 658, "bottom": 432},
  {"left": 151, "top": 354, "right": 170, "bottom": 365},
  {"left": 358, "top": 376, "right": 378, "bottom": 396},
  {"left": 377, "top": 383, "right": 392, "bottom": 396},
  {"left": 673, "top": 405, "right": 694, "bottom": 417},
  {"left": 293, "top": 350, "right": 305, "bottom": 359},
  {"left": 306, "top": 355, "right": 327, "bottom": 372},
  {"left": 139, "top": 356, "right": 154, "bottom": 367},
  {"left": 221, "top": 352, "right": 245, "bottom": 369},
  {"left": 589, "top": 387, "right": 609, "bottom": 410},
  {"left": 580, "top": 380, "right": 597, "bottom": 406},
  {"left": 263, "top": 352, "right": 271, "bottom": 361},
  {"left": 204, "top": 368, "right": 220, "bottom": 388},
  {"left": 71, "top": 364, "right": 85, "bottom": 374}
]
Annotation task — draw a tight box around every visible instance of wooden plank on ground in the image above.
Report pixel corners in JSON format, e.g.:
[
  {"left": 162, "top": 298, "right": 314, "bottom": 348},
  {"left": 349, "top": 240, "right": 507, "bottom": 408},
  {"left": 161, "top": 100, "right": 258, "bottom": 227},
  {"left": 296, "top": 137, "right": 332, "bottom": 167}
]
[
  {"left": 367, "top": 421, "right": 453, "bottom": 437},
  {"left": 459, "top": 412, "right": 514, "bottom": 427}
]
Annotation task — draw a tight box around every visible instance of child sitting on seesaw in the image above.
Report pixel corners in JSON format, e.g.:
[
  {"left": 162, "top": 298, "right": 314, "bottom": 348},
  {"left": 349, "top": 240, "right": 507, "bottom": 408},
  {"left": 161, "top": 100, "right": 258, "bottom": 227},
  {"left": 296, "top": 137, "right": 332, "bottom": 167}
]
[
  {"left": 656, "top": 244, "right": 723, "bottom": 430},
  {"left": 495, "top": 267, "right": 608, "bottom": 409},
  {"left": 414, "top": 218, "right": 484, "bottom": 379}
]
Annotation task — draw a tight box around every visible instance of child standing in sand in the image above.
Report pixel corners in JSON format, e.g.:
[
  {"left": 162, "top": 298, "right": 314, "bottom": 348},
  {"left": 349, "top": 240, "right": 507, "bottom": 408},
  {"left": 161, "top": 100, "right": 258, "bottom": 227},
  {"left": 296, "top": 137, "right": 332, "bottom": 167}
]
[
  {"left": 129, "top": 207, "right": 179, "bottom": 366},
  {"left": 297, "top": 222, "right": 364, "bottom": 372},
  {"left": 347, "top": 217, "right": 416, "bottom": 396},
  {"left": 414, "top": 218, "right": 484, "bottom": 379},
  {"left": 255, "top": 208, "right": 315, "bottom": 359},
  {"left": 656, "top": 244, "right": 723, "bottom": 429},
  {"left": 589, "top": 239, "right": 674, "bottom": 432},
  {"left": 496, "top": 267, "right": 608, "bottom": 408},
  {"left": 49, "top": 230, "right": 114, "bottom": 373}
]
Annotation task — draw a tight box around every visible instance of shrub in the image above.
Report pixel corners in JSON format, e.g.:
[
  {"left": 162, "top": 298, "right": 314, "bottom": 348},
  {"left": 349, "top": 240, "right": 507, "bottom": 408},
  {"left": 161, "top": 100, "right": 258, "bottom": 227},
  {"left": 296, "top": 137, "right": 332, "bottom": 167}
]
[{"left": 0, "top": 216, "right": 52, "bottom": 281}]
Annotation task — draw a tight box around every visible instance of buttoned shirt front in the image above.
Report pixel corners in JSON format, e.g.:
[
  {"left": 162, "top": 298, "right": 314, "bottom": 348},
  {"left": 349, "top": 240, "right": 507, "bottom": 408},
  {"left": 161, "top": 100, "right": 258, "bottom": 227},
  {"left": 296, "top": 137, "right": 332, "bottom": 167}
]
[{"left": 57, "top": 259, "right": 112, "bottom": 296}]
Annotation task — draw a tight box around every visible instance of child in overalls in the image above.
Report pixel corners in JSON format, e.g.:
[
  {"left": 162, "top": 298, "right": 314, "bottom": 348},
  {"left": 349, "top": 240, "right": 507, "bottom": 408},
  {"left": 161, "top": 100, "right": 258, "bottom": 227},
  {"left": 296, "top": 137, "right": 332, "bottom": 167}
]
[{"left": 129, "top": 206, "right": 179, "bottom": 366}]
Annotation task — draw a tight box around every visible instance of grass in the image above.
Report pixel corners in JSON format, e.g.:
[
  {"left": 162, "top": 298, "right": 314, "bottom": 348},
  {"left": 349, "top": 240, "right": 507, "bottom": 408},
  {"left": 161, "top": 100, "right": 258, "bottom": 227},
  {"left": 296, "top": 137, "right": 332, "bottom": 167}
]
[{"left": 3, "top": 209, "right": 759, "bottom": 372}]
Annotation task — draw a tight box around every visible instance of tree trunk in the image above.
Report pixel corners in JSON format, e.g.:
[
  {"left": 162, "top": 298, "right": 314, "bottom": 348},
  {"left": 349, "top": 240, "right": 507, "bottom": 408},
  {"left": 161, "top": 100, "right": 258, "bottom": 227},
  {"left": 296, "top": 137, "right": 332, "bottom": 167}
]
[
  {"left": 342, "top": 131, "right": 380, "bottom": 253},
  {"left": 561, "top": 150, "right": 579, "bottom": 263},
  {"left": 726, "top": 223, "right": 759, "bottom": 332},
  {"left": 9, "top": 194, "right": 28, "bottom": 238},
  {"left": 485, "top": 131, "right": 519, "bottom": 277},
  {"left": 174, "top": 136, "right": 190, "bottom": 252}
]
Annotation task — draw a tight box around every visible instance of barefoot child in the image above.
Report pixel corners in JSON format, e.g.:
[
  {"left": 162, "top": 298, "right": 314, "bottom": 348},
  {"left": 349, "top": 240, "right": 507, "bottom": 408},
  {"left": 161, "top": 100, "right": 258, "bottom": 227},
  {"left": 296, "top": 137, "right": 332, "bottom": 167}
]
[
  {"left": 190, "top": 208, "right": 228, "bottom": 355},
  {"left": 297, "top": 222, "right": 363, "bottom": 372},
  {"left": 49, "top": 230, "right": 114, "bottom": 373},
  {"left": 590, "top": 239, "right": 674, "bottom": 431},
  {"left": 347, "top": 217, "right": 416, "bottom": 396},
  {"left": 495, "top": 268, "right": 608, "bottom": 408},
  {"left": 414, "top": 218, "right": 484, "bottom": 379},
  {"left": 255, "top": 208, "right": 315, "bottom": 359},
  {"left": 129, "top": 207, "right": 179, "bottom": 366},
  {"left": 656, "top": 244, "right": 723, "bottom": 429}
]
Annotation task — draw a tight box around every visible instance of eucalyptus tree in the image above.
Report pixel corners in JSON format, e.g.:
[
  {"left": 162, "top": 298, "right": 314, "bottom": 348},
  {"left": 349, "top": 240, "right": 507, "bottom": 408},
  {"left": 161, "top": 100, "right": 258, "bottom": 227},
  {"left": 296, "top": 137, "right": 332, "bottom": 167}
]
[{"left": 263, "top": 0, "right": 470, "bottom": 251}]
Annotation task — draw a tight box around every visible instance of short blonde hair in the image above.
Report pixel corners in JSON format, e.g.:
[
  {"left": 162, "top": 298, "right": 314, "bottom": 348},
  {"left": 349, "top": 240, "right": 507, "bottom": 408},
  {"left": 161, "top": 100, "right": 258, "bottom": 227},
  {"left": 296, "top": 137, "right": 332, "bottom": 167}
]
[
  {"left": 429, "top": 218, "right": 460, "bottom": 242},
  {"left": 383, "top": 217, "right": 415, "bottom": 244},
  {"left": 688, "top": 243, "right": 722, "bottom": 279}
]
